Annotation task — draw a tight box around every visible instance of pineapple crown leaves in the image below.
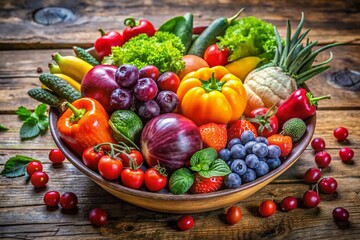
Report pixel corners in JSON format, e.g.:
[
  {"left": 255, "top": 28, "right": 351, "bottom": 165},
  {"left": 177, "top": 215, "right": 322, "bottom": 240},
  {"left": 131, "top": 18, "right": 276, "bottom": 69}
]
[{"left": 269, "top": 12, "right": 343, "bottom": 85}]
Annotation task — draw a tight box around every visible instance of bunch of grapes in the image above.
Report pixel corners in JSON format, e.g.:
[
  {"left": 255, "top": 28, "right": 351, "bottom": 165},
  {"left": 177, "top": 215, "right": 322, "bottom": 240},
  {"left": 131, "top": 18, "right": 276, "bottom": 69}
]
[{"left": 110, "top": 64, "right": 179, "bottom": 122}]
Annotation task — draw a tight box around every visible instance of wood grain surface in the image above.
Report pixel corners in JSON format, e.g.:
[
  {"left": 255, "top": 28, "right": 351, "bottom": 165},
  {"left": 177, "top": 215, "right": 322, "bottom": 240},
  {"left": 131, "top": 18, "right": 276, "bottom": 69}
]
[{"left": 0, "top": 0, "right": 359, "bottom": 239}]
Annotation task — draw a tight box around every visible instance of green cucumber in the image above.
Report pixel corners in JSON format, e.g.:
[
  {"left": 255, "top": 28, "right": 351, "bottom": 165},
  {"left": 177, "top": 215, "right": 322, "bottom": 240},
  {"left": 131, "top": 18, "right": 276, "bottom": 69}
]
[
  {"left": 73, "top": 46, "right": 100, "bottom": 66},
  {"left": 187, "top": 9, "right": 243, "bottom": 57},
  {"left": 28, "top": 88, "right": 62, "bottom": 107},
  {"left": 39, "top": 73, "right": 81, "bottom": 103}
]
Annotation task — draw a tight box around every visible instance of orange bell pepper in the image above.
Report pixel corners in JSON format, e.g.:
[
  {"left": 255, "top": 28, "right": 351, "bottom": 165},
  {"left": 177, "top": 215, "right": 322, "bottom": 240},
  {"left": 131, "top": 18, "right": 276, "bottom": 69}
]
[
  {"left": 57, "top": 97, "right": 116, "bottom": 156},
  {"left": 177, "top": 66, "right": 247, "bottom": 126}
]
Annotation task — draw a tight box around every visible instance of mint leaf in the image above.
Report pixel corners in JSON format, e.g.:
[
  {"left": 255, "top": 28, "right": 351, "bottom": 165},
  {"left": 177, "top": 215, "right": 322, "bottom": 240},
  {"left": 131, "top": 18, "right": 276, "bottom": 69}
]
[
  {"left": 38, "top": 115, "right": 49, "bottom": 131},
  {"left": 35, "top": 103, "right": 47, "bottom": 116},
  {"left": 198, "top": 159, "right": 231, "bottom": 178},
  {"left": 190, "top": 148, "right": 217, "bottom": 172},
  {"left": 16, "top": 106, "right": 31, "bottom": 121},
  {"left": 20, "top": 117, "right": 40, "bottom": 139},
  {"left": 169, "top": 168, "right": 194, "bottom": 195},
  {"left": 0, "top": 124, "right": 9, "bottom": 131},
  {"left": 1, "top": 155, "right": 34, "bottom": 178}
]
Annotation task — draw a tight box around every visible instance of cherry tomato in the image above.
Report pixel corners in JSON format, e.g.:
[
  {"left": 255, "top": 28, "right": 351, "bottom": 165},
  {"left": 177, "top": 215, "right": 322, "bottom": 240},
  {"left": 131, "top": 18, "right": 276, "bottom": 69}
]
[
  {"left": 98, "top": 155, "right": 123, "bottom": 180},
  {"left": 120, "top": 149, "right": 143, "bottom": 168},
  {"left": 226, "top": 206, "right": 242, "bottom": 225},
  {"left": 156, "top": 71, "right": 181, "bottom": 92},
  {"left": 203, "top": 44, "right": 229, "bottom": 67},
  {"left": 121, "top": 168, "right": 144, "bottom": 189},
  {"left": 49, "top": 149, "right": 65, "bottom": 163},
  {"left": 259, "top": 200, "right": 276, "bottom": 217},
  {"left": 144, "top": 167, "right": 167, "bottom": 192},
  {"left": 30, "top": 171, "right": 49, "bottom": 188},
  {"left": 26, "top": 160, "right": 43, "bottom": 176},
  {"left": 249, "top": 107, "right": 279, "bottom": 137},
  {"left": 339, "top": 147, "right": 354, "bottom": 162},
  {"left": 333, "top": 127, "right": 348, "bottom": 141},
  {"left": 177, "top": 215, "right": 194, "bottom": 231},
  {"left": 139, "top": 65, "right": 160, "bottom": 81},
  {"left": 60, "top": 192, "right": 78, "bottom": 210},
  {"left": 82, "top": 146, "right": 105, "bottom": 171},
  {"left": 89, "top": 208, "right": 108, "bottom": 226},
  {"left": 43, "top": 191, "right": 60, "bottom": 207}
]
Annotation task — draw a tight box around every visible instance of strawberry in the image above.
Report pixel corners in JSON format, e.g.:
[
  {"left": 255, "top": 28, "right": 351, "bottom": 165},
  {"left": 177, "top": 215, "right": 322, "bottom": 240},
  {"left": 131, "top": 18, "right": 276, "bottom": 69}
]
[
  {"left": 198, "top": 123, "right": 227, "bottom": 152},
  {"left": 267, "top": 134, "right": 293, "bottom": 157},
  {"left": 190, "top": 174, "right": 224, "bottom": 194},
  {"left": 227, "top": 119, "right": 258, "bottom": 140}
]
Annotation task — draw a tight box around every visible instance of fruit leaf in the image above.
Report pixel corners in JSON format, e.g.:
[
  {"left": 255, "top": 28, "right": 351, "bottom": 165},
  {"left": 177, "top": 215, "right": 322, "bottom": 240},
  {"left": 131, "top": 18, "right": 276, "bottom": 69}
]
[
  {"left": 0, "top": 155, "right": 34, "bottom": 178},
  {"left": 0, "top": 124, "right": 9, "bottom": 131},
  {"left": 16, "top": 106, "right": 31, "bottom": 121},
  {"left": 169, "top": 168, "right": 194, "bottom": 195},
  {"left": 190, "top": 148, "right": 217, "bottom": 172},
  {"left": 198, "top": 159, "right": 231, "bottom": 178},
  {"left": 20, "top": 117, "right": 41, "bottom": 139}
]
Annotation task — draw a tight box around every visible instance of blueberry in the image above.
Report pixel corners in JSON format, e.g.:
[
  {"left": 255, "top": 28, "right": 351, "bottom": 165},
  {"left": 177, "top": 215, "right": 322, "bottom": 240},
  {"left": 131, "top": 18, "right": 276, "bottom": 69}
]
[
  {"left": 252, "top": 143, "right": 269, "bottom": 158},
  {"left": 224, "top": 173, "right": 242, "bottom": 189},
  {"left": 267, "top": 145, "right": 281, "bottom": 158},
  {"left": 230, "top": 159, "right": 247, "bottom": 176},
  {"left": 226, "top": 160, "right": 233, "bottom": 167},
  {"left": 255, "top": 136, "right": 268, "bottom": 145},
  {"left": 259, "top": 157, "right": 266, "bottom": 161},
  {"left": 245, "top": 154, "right": 260, "bottom": 169},
  {"left": 244, "top": 141, "right": 257, "bottom": 154},
  {"left": 227, "top": 138, "right": 242, "bottom": 149},
  {"left": 241, "top": 168, "right": 256, "bottom": 183},
  {"left": 254, "top": 161, "right": 270, "bottom": 177},
  {"left": 241, "top": 130, "right": 255, "bottom": 144},
  {"left": 267, "top": 158, "right": 282, "bottom": 170},
  {"left": 219, "top": 148, "right": 231, "bottom": 161},
  {"left": 230, "top": 144, "right": 246, "bottom": 159}
]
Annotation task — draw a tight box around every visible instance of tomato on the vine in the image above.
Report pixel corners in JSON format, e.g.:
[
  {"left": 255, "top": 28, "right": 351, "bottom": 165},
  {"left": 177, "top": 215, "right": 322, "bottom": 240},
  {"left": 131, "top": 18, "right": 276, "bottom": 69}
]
[
  {"left": 144, "top": 167, "right": 167, "bottom": 192},
  {"left": 121, "top": 168, "right": 144, "bottom": 189},
  {"left": 120, "top": 149, "right": 143, "bottom": 168},
  {"left": 204, "top": 44, "right": 229, "bottom": 67},
  {"left": 98, "top": 155, "right": 123, "bottom": 180},
  {"left": 82, "top": 146, "right": 105, "bottom": 171},
  {"left": 248, "top": 107, "right": 279, "bottom": 137}
]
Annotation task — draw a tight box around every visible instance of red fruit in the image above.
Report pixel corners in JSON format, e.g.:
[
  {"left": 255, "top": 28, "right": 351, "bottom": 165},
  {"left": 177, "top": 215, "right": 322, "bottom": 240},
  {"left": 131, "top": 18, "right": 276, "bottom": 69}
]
[
  {"left": 302, "top": 190, "right": 320, "bottom": 208},
  {"left": 157, "top": 71, "right": 181, "bottom": 92},
  {"left": 303, "top": 167, "right": 322, "bottom": 184},
  {"left": 339, "top": 147, "right": 354, "bottom": 162},
  {"left": 227, "top": 119, "right": 258, "bottom": 141},
  {"left": 89, "top": 208, "right": 108, "bottom": 226},
  {"left": 267, "top": 134, "right": 293, "bottom": 157},
  {"left": 26, "top": 161, "right": 43, "bottom": 176},
  {"left": 60, "top": 192, "right": 78, "bottom": 210},
  {"left": 280, "top": 196, "right": 297, "bottom": 212},
  {"left": 139, "top": 65, "right": 160, "bottom": 81},
  {"left": 49, "top": 149, "right": 65, "bottom": 163},
  {"left": 177, "top": 215, "right": 194, "bottom": 231},
  {"left": 334, "top": 127, "right": 348, "bottom": 141},
  {"left": 30, "top": 171, "right": 49, "bottom": 188},
  {"left": 203, "top": 44, "right": 229, "bottom": 67},
  {"left": 259, "top": 200, "right": 277, "bottom": 217},
  {"left": 315, "top": 151, "right": 332, "bottom": 168},
  {"left": 43, "top": 191, "right": 60, "bottom": 207},
  {"left": 190, "top": 174, "right": 224, "bottom": 194},
  {"left": 333, "top": 207, "right": 349, "bottom": 222},
  {"left": 98, "top": 155, "right": 123, "bottom": 181},
  {"left": 121, "top": 168, "right": 144, "bottom": 190},
  {"left": 199, "top": 123, "right": 228, "bottom": 152},
  {"left": 226, "top": 206, "right": 242, "bottom": 225},
  {"left": 144, "top": 167, "right": 167, "bottom": 192},
  {"left": 311, "top": 137, "right": 326, "bottom": 152},
  {"left": 319, "top": 177, "right": 337, "bottom": 194}
]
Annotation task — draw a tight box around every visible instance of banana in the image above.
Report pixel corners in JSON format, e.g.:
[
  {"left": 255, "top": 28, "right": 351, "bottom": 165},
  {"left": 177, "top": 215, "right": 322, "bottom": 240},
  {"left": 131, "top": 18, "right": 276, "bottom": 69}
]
[
  {"left": 53, "top": 73, "right": 81, "bottom": 92},
  {"left": 52, "top": 52, "right": 93, "bottom": 83},
  {"left": 41, "top": 84, "right": 52, "bottom": 91},
  {"left": 48, "top": 63, "right": 62, "bottom": 74}
]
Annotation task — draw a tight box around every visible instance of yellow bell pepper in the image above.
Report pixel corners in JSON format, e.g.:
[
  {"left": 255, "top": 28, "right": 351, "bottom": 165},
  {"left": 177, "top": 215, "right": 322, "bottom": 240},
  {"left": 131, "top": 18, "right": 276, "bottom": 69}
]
[
  {"left": 225, "top": 56, "right": 261, "bottom": 81},
  {"left": 177, "top": 66, "right": 247, "bottom": 126}
]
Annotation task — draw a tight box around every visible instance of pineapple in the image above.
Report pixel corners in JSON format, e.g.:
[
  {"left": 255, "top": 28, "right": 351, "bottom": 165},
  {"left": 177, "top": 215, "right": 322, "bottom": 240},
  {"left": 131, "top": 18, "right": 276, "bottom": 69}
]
[{"left": 243, "top": 13, "right": 341, "bottom": 115}]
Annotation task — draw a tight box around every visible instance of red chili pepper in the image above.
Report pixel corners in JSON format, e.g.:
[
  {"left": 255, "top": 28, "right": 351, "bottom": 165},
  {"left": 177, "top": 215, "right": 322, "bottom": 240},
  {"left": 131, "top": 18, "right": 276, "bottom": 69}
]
[
  {"left": 122, "top": 17, "right": 156, "bottom": 42},
  {"left": 276, "top": 88, "right": 330, "bottom": 126},
  {"left": 94, "top": 29, "right": 124, "bottom": 59}
]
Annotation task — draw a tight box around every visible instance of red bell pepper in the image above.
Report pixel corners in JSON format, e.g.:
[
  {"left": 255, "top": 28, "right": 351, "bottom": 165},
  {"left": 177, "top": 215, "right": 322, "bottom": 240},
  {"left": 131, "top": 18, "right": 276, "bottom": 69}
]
[
  {"left": 122, "top": 17, "right": 156, "bottom": 42},
  {"left": 94, "top": 29, "right": 124, "bottom": 59},
  {"left": 57, "top": 97, "right": 116, "bottom": 156},
  {"left": 276, "top": 88, "right": 331, "bottom": 126}
]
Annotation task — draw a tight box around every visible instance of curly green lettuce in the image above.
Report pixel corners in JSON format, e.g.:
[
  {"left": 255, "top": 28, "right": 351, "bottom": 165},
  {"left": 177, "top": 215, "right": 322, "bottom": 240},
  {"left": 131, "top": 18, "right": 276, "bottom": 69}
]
[
  {"left": 103, "top": 31, "right": 185, "bottom": 74},
  {"left": 218, "top": 16, "right": 278, "bottom": 64}
]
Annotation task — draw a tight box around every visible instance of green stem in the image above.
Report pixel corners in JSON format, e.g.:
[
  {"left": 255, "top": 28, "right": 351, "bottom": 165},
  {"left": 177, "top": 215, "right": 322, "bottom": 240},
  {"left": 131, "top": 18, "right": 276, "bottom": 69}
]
[
  {"left": 98, "top": 28, "right": 106, "bottom": 36},
  {"left": 227, "top": 8, "right": 244, "bottom": 24},
  {"left": 306, "top": 92, "right": 331, "bottom": 106},
  {"left": 65, "top": 102, "right": 86, "bottom": 123},
  {"left": 208, "top": 73, "right": 218, "bottom": 89},
  {"left": 124, "top": 17, "right": 137, "bottom": 27}
]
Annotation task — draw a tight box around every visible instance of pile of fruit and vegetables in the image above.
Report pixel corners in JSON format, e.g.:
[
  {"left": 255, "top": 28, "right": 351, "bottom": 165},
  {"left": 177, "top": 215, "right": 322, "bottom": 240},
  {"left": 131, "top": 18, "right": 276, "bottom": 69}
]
[{"left": 28, "top": 9, "right": 341, "bottom": 195}]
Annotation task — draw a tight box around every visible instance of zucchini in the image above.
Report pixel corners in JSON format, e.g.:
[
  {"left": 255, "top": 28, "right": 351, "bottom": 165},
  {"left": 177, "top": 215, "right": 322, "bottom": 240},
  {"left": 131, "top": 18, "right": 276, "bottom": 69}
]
[
  {"left": 39, "top": 73, "right": 81, "bottom": 103},
  {"left": 73, "top": 46, "right": 100, "bottom": 66}
]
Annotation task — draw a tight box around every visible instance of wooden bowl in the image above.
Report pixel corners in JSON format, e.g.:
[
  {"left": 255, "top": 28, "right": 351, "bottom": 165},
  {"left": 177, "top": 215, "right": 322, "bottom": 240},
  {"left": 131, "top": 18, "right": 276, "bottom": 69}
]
[{"left": 49, "top": 107, "right": 315, "bottom": 213}]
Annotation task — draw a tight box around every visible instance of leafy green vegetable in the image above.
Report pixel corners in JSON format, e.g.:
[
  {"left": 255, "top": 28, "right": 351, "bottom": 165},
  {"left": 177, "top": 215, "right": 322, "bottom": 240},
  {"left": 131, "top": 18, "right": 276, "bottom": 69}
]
[
  {"left": 169, "top": 168, "right": 194, "bottom": 195},
  {"left": 0, "top": 124, "right": 9, "bottom": 131},
  {"left": 218, "top": 16, "right": 278, "bottom": 64},
  {"left": 104, "top": 31, "right": 186, "bottom": 74},
  {"left": 0, "top": 155, "right": 34, "bottom": 178},
  {"left": 190, "top": 148, "right": 217, "bottom": 172},
  {"left": 198, "top": 159, "right": 231, "bottom": 178},
  {"left": 16, "top": 104, "right": 49, "bottom": 140}
]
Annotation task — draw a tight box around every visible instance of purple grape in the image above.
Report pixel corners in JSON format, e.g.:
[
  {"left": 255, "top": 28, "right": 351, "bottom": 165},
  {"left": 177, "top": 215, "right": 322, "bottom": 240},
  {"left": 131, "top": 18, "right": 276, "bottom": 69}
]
[
  {"left": 109, "top": 88, "right": 132, "bottom": 110},
  {"left": 115, "top": 64, "right": 139, "bottom": 88},
  {"left": 138, "top": 100, "right": 160, "bottom": 121},
  {"left": 134, "top": 78, "right": 158, "bottom": 101},
  {"left": 156, "top": 90, "right": 178, "bottom": 113}
]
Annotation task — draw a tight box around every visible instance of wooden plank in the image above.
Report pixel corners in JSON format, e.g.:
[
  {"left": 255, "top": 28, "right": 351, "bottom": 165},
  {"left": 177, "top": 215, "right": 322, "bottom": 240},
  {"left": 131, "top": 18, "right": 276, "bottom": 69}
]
[{"left": 0, "top": 0, "right": 359, "bottom": 49}]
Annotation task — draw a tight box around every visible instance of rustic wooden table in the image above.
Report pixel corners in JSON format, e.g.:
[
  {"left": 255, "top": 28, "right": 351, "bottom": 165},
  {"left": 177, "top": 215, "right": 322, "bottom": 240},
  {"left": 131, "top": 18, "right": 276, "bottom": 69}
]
[{"left": 1, "top": 0, "right": 359, "bottom": 239}]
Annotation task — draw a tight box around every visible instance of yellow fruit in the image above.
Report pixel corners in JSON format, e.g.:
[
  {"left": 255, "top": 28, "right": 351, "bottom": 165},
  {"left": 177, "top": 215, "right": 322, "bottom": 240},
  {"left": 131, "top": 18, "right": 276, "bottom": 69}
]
[
  {"left": 225, "top": 56, "right": 261, "bottom": 81},
  {"left": 53, "top": 73, "right": 81, "bottom": 92}
]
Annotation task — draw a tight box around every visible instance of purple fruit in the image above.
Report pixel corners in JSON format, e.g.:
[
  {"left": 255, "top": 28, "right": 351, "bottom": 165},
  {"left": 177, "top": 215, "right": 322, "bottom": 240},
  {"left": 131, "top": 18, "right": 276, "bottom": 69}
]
[
  {"left": 156, "top": 90, "right": 179, "bottom": 113},
  {"left": 109, "top": 88, "right": 132, "bottom": 110},
  {"left": 134, "top": 78, "right": 158, "bottom": 101},
  {"left": 115, "top": 64, "right": 139, "bottom": 88},
  {"left": 138, "top": 100, "right": 160, "bottom": 121}
]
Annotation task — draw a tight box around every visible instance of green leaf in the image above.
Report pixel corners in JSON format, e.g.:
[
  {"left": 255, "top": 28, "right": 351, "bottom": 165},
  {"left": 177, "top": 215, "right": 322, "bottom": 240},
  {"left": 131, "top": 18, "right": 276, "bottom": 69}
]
[
  {"left": 169, "top": 168, "right": 194, "bottom": 195},
  {"left": 16, "top": 106, "right": 31, "bottom": 121},
  {"left": 190, "top": 148, "right": 217, "bottom": 172},
  {"left": 20, "top": 117, "right": 40, "bottom": 139},
  {"left": 0, "top": 124, "right": 9, "bottom": 131},
  {"left": 35, "top": 103, "right": 47, "bottom": 116},
  {"left": 198, "top": 159, "right": 231, "bottom": 178},
  {"left": 37, "top": 115, "right": 49, "bottom": 131},
  {"left": 0, "top": 155, "right": 34, "bottom": 178}
]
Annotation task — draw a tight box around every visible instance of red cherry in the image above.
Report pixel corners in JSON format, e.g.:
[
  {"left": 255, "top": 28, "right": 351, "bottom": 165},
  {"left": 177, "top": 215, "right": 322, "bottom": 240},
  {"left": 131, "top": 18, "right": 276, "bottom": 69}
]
[
  {"left": 30, "top": 171, "right": 49, "bottom": 188},
  {"left": 333, "top": 207, "right": 349, "bottom": 222},
  {"left": 303, "top": 167, "right": 322, "bottom": 184},
  {"left": 26, "top": 161, "right": 43, "bottom": 176},
  {"left": 49, "top": 149, "right": 65, "bottom": 163},
  {"left": 333, "top": 127, "right": 348, "bottom": 141},
  {"left": 59, "top": 192, "right": 78, "bottom": 210},
  {"left": 259, "top": 200, "right": 277, "bottom": 217},
  {"left": 314, "top": 151, "right": 332, "bottom": 168},
  {"left": 339, "top": 147, "right": 354, "bottom": 162},
  {"left": 89, "top": 208, "right": 108, "bottom": 226},
  {"left": 319, "top": 177, "right": 337, "bottom": 194},
  {"left": 43, "top": 191, "right": 60, "bottom": 207},
  {"left": 302, "top": 190, "right": 320, "bottom": 208},
  {"left": 311, "top": 137, "right": 326, "bottom": 152},
  {"left": 226, "top": 206, "right": 242, "bottom": 225},
  {"left": 280, "top": 196, "right": 298, "bottom": 212},
  {"left": 177, "top": 215, "right": 194, "bottom": 231}
]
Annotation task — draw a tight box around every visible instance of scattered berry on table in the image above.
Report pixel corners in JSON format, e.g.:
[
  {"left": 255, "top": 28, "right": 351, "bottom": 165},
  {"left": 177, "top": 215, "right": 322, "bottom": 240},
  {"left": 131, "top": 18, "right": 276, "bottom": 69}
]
[
  {"left": 333, "top": 127, "right": 349, "bottom": 141},
  {"left": 43, "top": 191, "right": 60, "bottom": 207},
  {"left": 177, "top": 215, "right": 194, "bottom": 231},
  {"left": 89, "top": 208, "right": 108, "bottom": 226},
  {"left": 226, "top": 206, "right": 242, "bottom": 225},
  {"left": 259, "top": 200, "right": 276, "bottom": 217},
  {"left": 339, "top": 147, "right": 354, "bottom": 162},
  {"left": 332, "top": 207, "right": 349, "bottom": 222},
  {"left": 30, "top": 171, "right": 49, "bottom": 188},
  {"left": 319, "top": 177, "right": 338, "bottom": 194},
  {"left": 280, "top": 196, "right": 297, "bottom": 212},
  {"left": 59, "top": 192, "right": 78, "bottom": 210},
  {"left": 315, "top": 151, "right": 332, "bottom": 169},
  {"left": 302, "top": 190, "right": 320, "bottom": 208},
  {"left": 303, "top": 167, "right": 322, "bottom": 184},
  {"left": 311, "top": 137, "right": 326, "bottom": 152},
  {"left": 49, "top": 149, "right": 65, "bottom": 163},
  {"left": 26, "top": 160, "right": 43, "bottom": 176}
]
